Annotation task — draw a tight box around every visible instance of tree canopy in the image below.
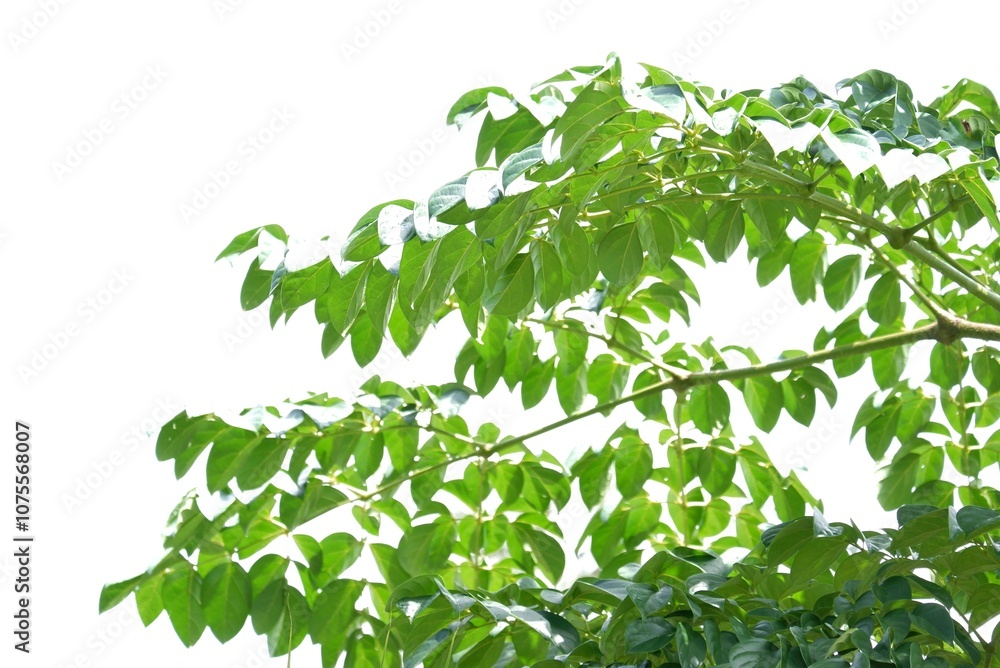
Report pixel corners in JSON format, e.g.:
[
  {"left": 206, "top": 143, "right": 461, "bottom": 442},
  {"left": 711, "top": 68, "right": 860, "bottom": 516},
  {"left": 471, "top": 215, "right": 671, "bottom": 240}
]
[{"left": 103, "top": 55, "right": 1000, "bottom": 667}]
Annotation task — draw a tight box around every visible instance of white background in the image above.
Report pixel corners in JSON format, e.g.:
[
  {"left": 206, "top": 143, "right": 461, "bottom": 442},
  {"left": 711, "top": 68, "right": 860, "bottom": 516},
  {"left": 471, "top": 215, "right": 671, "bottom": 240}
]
[{"left": 2, "top": 0, "right": 997, "bottom": 666}]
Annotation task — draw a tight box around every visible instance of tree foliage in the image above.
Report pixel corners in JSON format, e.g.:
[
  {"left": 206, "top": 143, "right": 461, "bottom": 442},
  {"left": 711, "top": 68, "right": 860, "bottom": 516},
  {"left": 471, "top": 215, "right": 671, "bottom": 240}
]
[{"left": 103, "top": 56, "right": 1000, "bottom": 666}]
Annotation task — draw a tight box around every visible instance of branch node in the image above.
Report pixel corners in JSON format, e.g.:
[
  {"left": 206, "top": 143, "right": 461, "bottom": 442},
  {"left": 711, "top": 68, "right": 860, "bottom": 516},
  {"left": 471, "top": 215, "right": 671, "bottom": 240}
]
[
  {"left": 885, "top": 226, "right": 908, "bottom": 250},
  {"left": 933, "top": 315, "right": 962, "bottom": 346}
]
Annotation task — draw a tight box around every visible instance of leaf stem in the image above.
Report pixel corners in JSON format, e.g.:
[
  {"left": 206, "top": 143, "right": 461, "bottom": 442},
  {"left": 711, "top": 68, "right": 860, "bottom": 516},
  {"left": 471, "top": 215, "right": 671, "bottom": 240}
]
[
  {"left": 672, "top": 391, "right": 690, "bottom": 545},
  {"left": 738, "top": 159, "right": 1000, "bottom": 312}
]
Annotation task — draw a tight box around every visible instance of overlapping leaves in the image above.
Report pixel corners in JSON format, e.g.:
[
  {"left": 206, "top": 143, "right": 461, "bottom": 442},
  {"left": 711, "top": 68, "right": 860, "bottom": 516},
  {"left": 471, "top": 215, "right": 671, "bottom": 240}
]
[{"left": 105, "top": 57, "right": 1000, "bottom": 666}]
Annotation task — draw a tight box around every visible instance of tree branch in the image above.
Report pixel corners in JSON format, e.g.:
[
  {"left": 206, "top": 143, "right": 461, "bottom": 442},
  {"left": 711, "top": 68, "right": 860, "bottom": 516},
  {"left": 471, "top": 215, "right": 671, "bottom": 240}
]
[
  {"left": 738, "top": 159, "right": 1000, "bottom": 313},
  {"left": 857, "top": 234, "right": 949, "bottom": 320},
  {"left": 176, "top": 316, "right": 1000, "bottom": 563},
  {"left": 488, "top": 316, "right": 1000, "bottom": 455}
]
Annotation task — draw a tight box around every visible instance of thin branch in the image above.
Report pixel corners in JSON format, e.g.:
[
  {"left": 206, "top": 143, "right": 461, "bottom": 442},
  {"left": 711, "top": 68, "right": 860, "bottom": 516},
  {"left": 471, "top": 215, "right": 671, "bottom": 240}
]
[
  {"left": 904, "top": 195, "right": 971, "bottom": 238},
  {"left": 487, "top": 317, "right": 1000, "bottom": 458},
  {"left": 672, "top": 392, "right": 689, "bottom": 545},
  {"left": 921, "top": 230, "right": 985, "bottom": 285},
  {"left": 809, "top": 165, "right": 838, "bottom": 190},
  {"left": 738, "top": 159, "right": 1000, "bottom": 313},
  {"left": 170, "top": 316, "right": 1000, "bottom": 562},
  {"left": 859, "top": 235, "right": 949, "bottom": 320},
  {"left": 524, "top": 316, "right": 687, "bottom": 379}
]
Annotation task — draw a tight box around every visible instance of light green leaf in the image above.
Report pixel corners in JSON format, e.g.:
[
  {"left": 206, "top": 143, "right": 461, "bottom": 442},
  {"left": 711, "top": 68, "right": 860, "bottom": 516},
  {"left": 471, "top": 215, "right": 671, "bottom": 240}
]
[
  {"left": 281, "top": 259, "right": 333, "bottom": 312},
  {"left": 398, "top": 522, "right": 455, "bottom": 574},
  {"left": 789, "top": 232, "right": 826, "bottom": 304},
  {"left": 822, "top": 255, "right": 862, "bottom": 310},
  {"left": 867, "top": 273, "right": 901, "bottom": 324},
  {"left": 202, "top": 563, "right": 251, "bottom": 643},
  {"left": 161, "top": 567, "right": 206, "bottom": 648},
  {"left": 705, "top": 202, "right": 744, "bottom": 262},
  {"left": 309, "top": 579, "right": 364, "bottom": 647},
  {"left": 484, "top": 253, "right": 534, "bottom": 316},
  {"left": 637, "top": 206, "right": 674, "bottom": 269},
  {"left": 742, "top": 376, "right": 783, "bottom": 432},
  {"left": 530, "top": 240, "right": 563, "bottom": 311},
  {"left": 598, "top": 223, "right": 643, "bottom": 285}
]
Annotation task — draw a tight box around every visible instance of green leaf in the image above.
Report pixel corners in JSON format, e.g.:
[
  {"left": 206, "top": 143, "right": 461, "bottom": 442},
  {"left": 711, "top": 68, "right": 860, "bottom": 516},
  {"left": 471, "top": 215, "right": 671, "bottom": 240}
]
[
  {"left": 319, "top": 534, "right": 364, "bottom": 581},
  {"left": 867, "top": 273, "right": 902, "bottom": 324},
  {"left": 637, "top": 206, "right": 674, "bottom": 269},
  {"left": 615, "top": 436, "right": 653, "bottom": 498},
  {"left": 521, "top": 358, "right": 555, "bottom": 409},
  {"left": 625, "top": 618, "right": 673, "bottom": 653},
  {"left": 822, "top": 127, "right": 880, "bottom": 176},
  {"left": 309, "top": 579, "right": 364, "bottom": 647},
  {"left": 753, "top": 238, "right": 793, "bottom": 290},
  {"left": 349, "top": 314, "right": 382, "bottom": 367},
  {"left": 155, "top": 413, "right": 224, "bottom": 463},
  {"left": 552, "top": 82, "right": 624, "bottom": 161},
  {"left": 249, "top": 556, "right": 288, "bottom": 597},
  {"left": 705, "top": 202, "right": 745, "bottom": 262},
  {"left": 910, "top": 602, "right": 955, "bottom": 644},
  {"left": 428, "top": 176, "right": 467, "bottom": 219},
  {"left": 500, "top": 142, "right": 544, "bottom": 191},
  {"left": 697, "top": 444, "right": 737, "bottom": 496},
  {"left": 327, "top": 262, "right": 371, "bottom": 334},
  {"left": 822, "top": 255, "right": 862, "bottom": 310},
  {"left": 598, "top": 223, "right": 644, "bottom": 284},
  {"left": 877, "top": 454, "right": 921, "bottom": 510},
  {"left": 742, "top": 376, "right": 783, "bottom": 431},
  {"left": 689, "top": 384, "right": 730, "bottom": 434},
  {"left": 216, "top": 225, "right": 287, "bottom": 262},
  {"left": 961, "top": 169, "right": 1000, "bottom": 232},
  {"left": 484, "top": 253, "right": 534, "bottom": 316},
  {"left": 365, "top": 263, "right": 396, "bottom": 335},
  {"left": 206, "top": 428, "right": 260, "bottom": 493},
  {"left": 135, "top": 573, "right": 165, "bottom": 626},
  {"left": 503, "top": 327, "right": 535, "bottom": 387},
  {"left": 201, "top": 562, "right": 251, "bottom": 643},
  {"left": 929, "top": 342, "right": 967, "bottom": 388},
  {"left": 530, "top": 240, "right": 563, "bottom": 311},
  {"left": 344, "top": 202, "right": 412, "bottom": 261},
  {"left": 743, "top": 198, "right": 790, "bottom": 247},
  {"left": 236, "top": 437, "right": 288, "bottom": 491},
  {"left": 729, "top": 639, "right": 780, "bottom": 668},
  {"left": 977, "top": 393, "right": 1000, "bottom": 427},
  {"left": 478, "top": 107, "right": 546, "bottom": 166},
  {"left": 267, "top": 586, "right": 310, "bottom": 657},
  {"left": 384, "top": 419, "right": 419, "bottom": 473},
  {"left": 240, "top": 257, "right": 272, "bottom": 311},
  {"left": 789, "top": 232, "right": 825, "bottom": 304},
  {"left": 161, "top": 567, "right": 206, "bottom": 647},
  {"left": 99, "top": 574, "right": 144, "bottom": 613},
  {"left": 321, "top": 323, "right": 345, "bottom": 358},
  {"left": 388, "top": 301, "right": 422, "bottom": 356},
  {"left": 955, "top": 506, "right": 1000, "bottom": 538},
  {"left": 398, "top": 522, "right": 455, "bottom": 574},
  {"left": 587, "top": 354, "right": 628, "bottom": 407},
  {"left": 281, "top": 259, "right": 333, "bottom": 312},
  {"left": 555, "top": 359, "right": 587, "bottom": 414},
  {"left": 511, "top": 524, "right": 565, "bottom": 584},
  {"left": 789, "top": 536, "right": 846, "bottom": 586},
  {"left": 446, "top": 86, "right": 510, "bottom": 127}
]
